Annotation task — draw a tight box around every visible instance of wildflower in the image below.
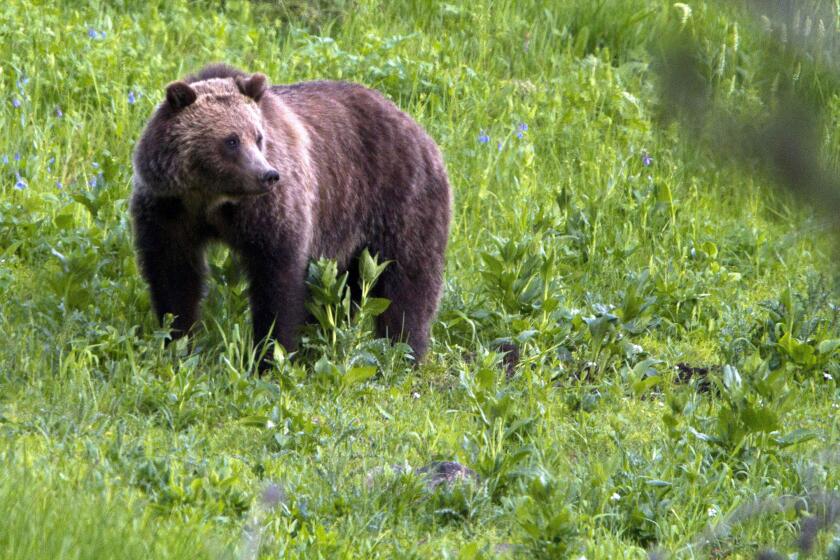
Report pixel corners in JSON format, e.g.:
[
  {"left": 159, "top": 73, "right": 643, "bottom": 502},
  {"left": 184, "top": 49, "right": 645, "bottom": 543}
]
[
  {"left": 14, "top": 153, "right": 20, "bottom": 162},
  {"left": 92, "top": 161, "right": 99, "bottom": 169},
  {"left": 478, "top": 130, "right": 490, "bottom": 144},
  {"left": 518, "top": 122, "right": 528, "bottom": 132},
  {"left": 824, "top": 372, "right": 834, "bottom": 381},
  {"left": 128, "top": 91, "right": 136, "bottom": 104},
  {"left": 56, "top": 181, "right": 63, "bottom": 189},
  {"left": 642, "top": 151, "right": 653, "bottom": 166},
  {"left": 55, "top": 107, "right": 63, "bottom": 118},
  {"left": 14, "top": 173, "right": 27, "bottom": 190},
  {"left": 88, "top": 27, "right": 97, "bottom": 39},
  {"left": 16, "top": 76, "right": 29, "bottom": 90},
  {"left": 610, "top": 492, "right": 621, "bottom": 502},
  {"left": 707, "top": 505, "right": 719, "bottom": 517},
  {"left": 1, "top": 155, "right": 7, "bottom": 165},
  {"left": 12, "top": 98, "right": 21, "bottom": 108},
  {"left": 497, "top": 141, "right": 503, "bottom": 151},
  {"left": 261, "top": 483, "right": 284, "bottom": 508}
]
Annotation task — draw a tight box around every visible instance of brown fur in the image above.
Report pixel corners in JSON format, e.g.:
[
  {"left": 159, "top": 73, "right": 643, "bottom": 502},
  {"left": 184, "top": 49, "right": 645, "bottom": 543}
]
[{"left": 131, "top": 64, "right": 452, "bottom": 365}]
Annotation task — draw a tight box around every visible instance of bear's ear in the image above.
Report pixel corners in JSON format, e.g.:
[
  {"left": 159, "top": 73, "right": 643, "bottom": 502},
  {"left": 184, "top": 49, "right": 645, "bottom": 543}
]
[
  {"left": 236, "top": 73, "right": 268, "bottom": 102},
  {"left": 165, "top": 81, "right": 197, "bottom": 110}
]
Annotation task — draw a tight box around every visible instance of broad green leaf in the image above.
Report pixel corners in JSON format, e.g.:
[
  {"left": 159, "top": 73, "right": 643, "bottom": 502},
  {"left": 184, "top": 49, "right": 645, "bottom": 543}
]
[
  {"left": 818, "top": 339, "right": 840, "bottom": 355},
  {"left": 343, "top": 366, "right": 377, "bottom": 386},
  {"left": 364, "top": 297, "right": 391, "bottom": 316}
]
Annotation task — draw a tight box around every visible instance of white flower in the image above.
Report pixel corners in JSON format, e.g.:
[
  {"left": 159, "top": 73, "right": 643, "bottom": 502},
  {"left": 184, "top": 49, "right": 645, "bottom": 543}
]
[
  {"left": 610, "top": 492, "right": 621, "bottom": 502},
  {"left": 824, "top": 372, "right": 834, "bottom": 381},
  {"left": 266, "top": 419, "right": 276, "bottom": 429},
  {"left": 707, "top": 505, "right": 719, "bottom": 517}
]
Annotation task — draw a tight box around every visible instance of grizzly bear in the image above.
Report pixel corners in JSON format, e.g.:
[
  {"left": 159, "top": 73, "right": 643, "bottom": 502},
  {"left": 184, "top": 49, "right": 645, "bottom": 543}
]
[{"left": 131, "top": 64, "right": 451, "bottom": 365}]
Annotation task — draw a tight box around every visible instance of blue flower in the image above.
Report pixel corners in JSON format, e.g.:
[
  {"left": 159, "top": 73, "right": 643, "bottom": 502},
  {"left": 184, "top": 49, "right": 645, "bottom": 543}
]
[
  {"left": 48, "top": 157, "right": 55, "bottom": 165},
  {"left": 55, "top": 107, "right": 63, "bottom": 118},
  {"left": 497, "top": 141, "right": 503, "bottom": 152},
  {"left": 88, "top": 28, "right": 97, "bottom": 39},
  {"left": 14, "top": 153, "right": 20, "bottom": 162},
  {"left": 516, "top": 130, "right": 524, "bottom": 139},
  {"left": 14, "top": 173, "right": 27, "bottom": 190},
  {"left": 518, "top": 123, "right": 528, "bottom": 132},
  {"left": 16, "top": 76, "right": 29, "bottom": 91},
  {"left": 56, "top": 181, "right": 63, "bottom": 189},
  {"left": 478, "top": 131, "right": 490, "bottom": 144},
  {"left": 1, "top": 155, "right": 7, "bottom": 165},
  {"left": 99, "top": 31, "right": 106, "bottom": 39},
  {"left": 12, "top": 98, "right": 21, "bottom": 108},
  {"left": 128, "top": 91, "right": 136, "bottom": 104},
  {"left": 92, "top": 161, "right": 99, "bottom": 169},
  {"left": 642, "top": 152, "right": 653, "bottom": 167}
]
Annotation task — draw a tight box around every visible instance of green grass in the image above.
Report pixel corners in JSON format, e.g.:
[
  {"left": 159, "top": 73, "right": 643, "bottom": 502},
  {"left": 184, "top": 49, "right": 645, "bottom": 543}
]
[{"left": 2, "top": 0, "right": 840, "bottom": 558}]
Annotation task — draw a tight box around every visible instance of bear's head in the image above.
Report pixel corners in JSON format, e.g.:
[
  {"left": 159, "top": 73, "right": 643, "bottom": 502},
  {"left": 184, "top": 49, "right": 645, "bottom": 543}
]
[{"left": 134, "top": 72, "right": 280, "bottom": 201}]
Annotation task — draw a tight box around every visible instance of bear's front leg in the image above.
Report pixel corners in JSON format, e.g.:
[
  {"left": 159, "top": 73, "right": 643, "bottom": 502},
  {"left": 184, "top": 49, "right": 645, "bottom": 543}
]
[
  {"left": 131, "top": 195, "right": 207, "bottom": 340},
  {"left": 241, "top": 245, "right": 308, "bottom": 366}
]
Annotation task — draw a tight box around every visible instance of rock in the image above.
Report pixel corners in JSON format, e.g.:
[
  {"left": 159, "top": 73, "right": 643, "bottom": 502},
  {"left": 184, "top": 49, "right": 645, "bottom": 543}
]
[{"left": 365, "top": 461, "right": 478, "bottom": 490}]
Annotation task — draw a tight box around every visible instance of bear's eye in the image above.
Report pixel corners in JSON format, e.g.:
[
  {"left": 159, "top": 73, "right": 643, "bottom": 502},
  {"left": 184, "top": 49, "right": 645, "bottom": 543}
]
[{"left": 224, "top": 135, "right": 240, "bottom": 149}]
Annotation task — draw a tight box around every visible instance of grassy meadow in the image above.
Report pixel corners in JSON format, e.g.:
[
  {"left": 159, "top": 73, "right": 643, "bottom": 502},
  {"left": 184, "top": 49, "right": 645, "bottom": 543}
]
[{"left": 2, "top": 0, "right": 840, "bottom": 557}]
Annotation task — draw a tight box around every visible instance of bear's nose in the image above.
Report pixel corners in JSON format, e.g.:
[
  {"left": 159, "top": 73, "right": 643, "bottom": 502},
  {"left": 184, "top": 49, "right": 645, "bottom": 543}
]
[{"left": 261, "top": 169, "right": 280, "bottom": 186}]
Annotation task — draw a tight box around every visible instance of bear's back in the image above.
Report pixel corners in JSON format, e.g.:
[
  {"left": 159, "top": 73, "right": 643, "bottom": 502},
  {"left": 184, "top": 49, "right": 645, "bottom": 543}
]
[{"left": 266, "top": 80, "right": 448, "bottom": 264}]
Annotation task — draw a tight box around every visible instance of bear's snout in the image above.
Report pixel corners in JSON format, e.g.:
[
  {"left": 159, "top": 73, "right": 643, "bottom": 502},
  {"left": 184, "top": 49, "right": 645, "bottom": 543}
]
[{"left": 261, "top": 169, "right": 280, "bottom": 187}]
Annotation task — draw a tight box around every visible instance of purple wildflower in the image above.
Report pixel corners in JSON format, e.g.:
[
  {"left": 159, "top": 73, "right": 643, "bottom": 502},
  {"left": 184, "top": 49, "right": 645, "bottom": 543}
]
[
  {"left": 88, "top": 171, "right": 103, "bottom": 188},
  {"left": 128, "top": 91, "right": 136, "bottom": 104},
  {"left": 14, "top": 153, "right": 20, "bottom": 162},
  {"left": 497, "top": 141, "right": 503, "bottom": 152},
  {"left": 16, "top": 76, "right": 29, "bottom": 90},
  {"left": 518, "top": 123, "right": 528, "bottom": 132},
  {"left": 14, "top": 173, "right": 27, "bottom": 190},
  {"left": 261, "top": 484, "right": 285, "bottom": 508},
  {"left": 92, "top": 161, "right": 99, "bottom": 169},
  {"left": 55, "top": 107, "right": 63, "bottom": 118},
  {"left": 478, "top": 131, "right": 490, "bottom": 144},
  {"left": 56, "top": 181, "right": 63, "bottom": 189},
  {"left": 1, "top": 155, "right": 7, "bottom": 165},
  {"left": 12, "top": 98, "right": 21, "bottom": 108},
  {"left": 516, "top": 130, "right": 524, "bottom": 139},
  {"left": 99, "top": 31, "right": 106, "bottom": 39},
  {"left": 642, "top": 152, "right": 653, "bottom": 167},
  {"left": 88, "top": 28, "right": 97, "bottom": 39}
]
